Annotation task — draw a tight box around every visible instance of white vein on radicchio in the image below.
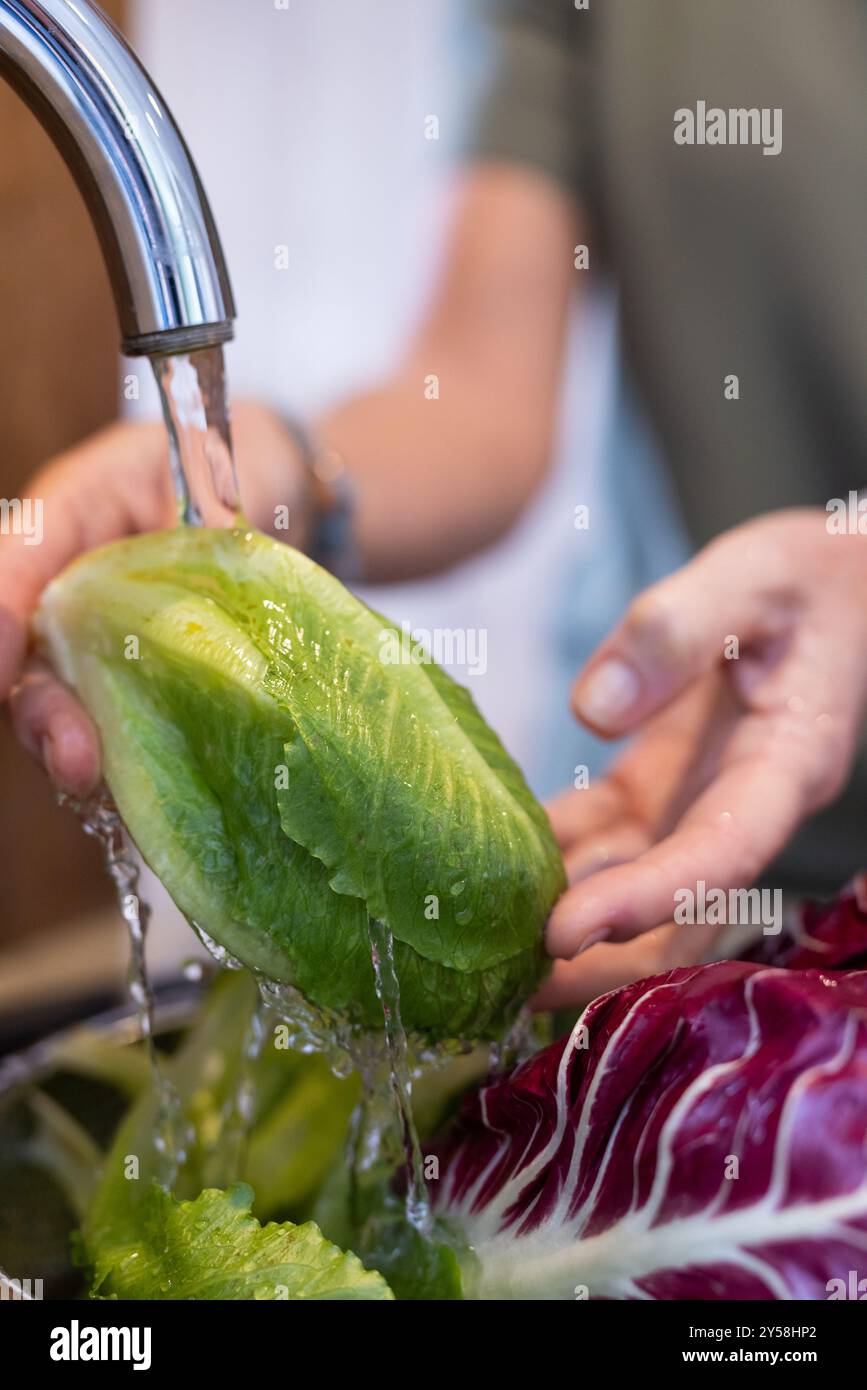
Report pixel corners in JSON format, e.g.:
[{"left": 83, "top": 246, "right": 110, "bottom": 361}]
[
  {"left": 741, "top": 875, "right": 867, "bottom": 972},
  {"left": 432, "top": 959, "right": 867, "bottom": 1299}
]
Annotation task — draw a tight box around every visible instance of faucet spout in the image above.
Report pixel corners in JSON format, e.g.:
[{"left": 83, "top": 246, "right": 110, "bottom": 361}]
[{"left": 0, "top": 0, "right": 235, "bottom": 357}]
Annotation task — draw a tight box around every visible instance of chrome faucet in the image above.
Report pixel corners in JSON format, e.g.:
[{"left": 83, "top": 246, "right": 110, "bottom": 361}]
[{"left": 0, "top": 0, "right": 235, "bottom": 358}]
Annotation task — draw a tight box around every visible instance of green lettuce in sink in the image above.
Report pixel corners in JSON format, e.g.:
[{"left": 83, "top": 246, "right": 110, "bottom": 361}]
[
  {"left": 86, "top": 1183, "right": 392, "bottom": 1301},
  {"left": 72, "top": 971, "right": 389, "bottom": 1300},
  {"left": 36, "top": 527, "right": 564, "bottom": 1040}
]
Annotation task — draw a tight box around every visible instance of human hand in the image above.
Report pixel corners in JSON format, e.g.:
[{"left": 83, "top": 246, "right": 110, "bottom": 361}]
[
  {"left": 1, "top": 401, "right": 310, "bottom": 797},
  {"left": 536, "top": 509, "right": 867, "bottom": 1009}
]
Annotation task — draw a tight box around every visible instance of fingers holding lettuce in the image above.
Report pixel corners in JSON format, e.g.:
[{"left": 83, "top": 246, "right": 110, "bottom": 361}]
[
  {"left": 539, "top": 509, "right": 867, "bottom": 1007},
  {"left": 1, "top": 403, "right": 309, "bottom": 795},
  {"left": 1, "top": 419, "right": 171, "bottom": 796}
]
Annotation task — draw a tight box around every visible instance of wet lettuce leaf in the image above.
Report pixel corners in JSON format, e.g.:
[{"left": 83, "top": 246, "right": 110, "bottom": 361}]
[
  {"left": 312, "top": 1162, "right": 467, "bottom": 1302},
  {"left": 76, "top": 971, "right": 378, "bottom": 1298},
  {"left": 80, "top": 971, "right": 357, "bottom": 1244},
  {"left": 88, "top": 1182, "right": 392, "bottom": 1301},
  {"left": 37, "top": 527, "right": 563, "bottom": 1039}
]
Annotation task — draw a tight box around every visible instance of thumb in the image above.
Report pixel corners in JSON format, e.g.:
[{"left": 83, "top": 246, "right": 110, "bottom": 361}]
[{"left": 571, "top": 528, "right": 800, "bottom": 737}]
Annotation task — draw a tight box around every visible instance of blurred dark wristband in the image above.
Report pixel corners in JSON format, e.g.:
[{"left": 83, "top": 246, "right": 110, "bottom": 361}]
[{"left": 280, "top": 416, "right": 363, "bottom": 583}]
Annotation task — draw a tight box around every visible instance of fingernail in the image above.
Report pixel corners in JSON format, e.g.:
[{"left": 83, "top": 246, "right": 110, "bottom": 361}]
[
  {"left": 575, "top": 659, "right": 641, "bottom": 727},
  {"left": 575, "top": 928, "right": 610, "bottom": 956},
  {"left": 41, "top": 726, "right": 98, "bottom": 797}
]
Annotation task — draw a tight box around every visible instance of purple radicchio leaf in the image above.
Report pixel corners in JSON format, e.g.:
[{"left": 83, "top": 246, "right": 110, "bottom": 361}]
[
  {"left": 740, "top": 876, "right": 867, "bottom": 972},
  {"left": 432, "top": 960, "right": 867, "bottom": 1299}
]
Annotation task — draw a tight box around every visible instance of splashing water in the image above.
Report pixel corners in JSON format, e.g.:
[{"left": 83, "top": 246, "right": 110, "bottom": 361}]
[
  {"left": 191, "top": 915, "right": 436, "bottom": 1236},
  {"left": 207, "top": 994, "right": 270, "bottom": 1189},
  {"left": 60, "top": 788, "right": 188, "bottom": 1188},
  {"left": 189, "top": 922, "right": 356, "bottom": 1069},
  {"left": 190, "top": 921, "right": 245, "bottom": 972},
  {"left": 63, "top": 786, "right": 499, "bottom": 1242},
  {"left": 152, "top": 345, "right": 239, "bottom": 527},
  {"left": 365, "top": 919, "right": 432, "bottom": 1235},
  {"left": 489, "top": 1005, "right": 539, "bottom": 1074}
]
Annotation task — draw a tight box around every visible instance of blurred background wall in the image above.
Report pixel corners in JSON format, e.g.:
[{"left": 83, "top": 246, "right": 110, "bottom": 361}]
[{"left": 0, "top": 0, "right": 128, "bottom": 950}]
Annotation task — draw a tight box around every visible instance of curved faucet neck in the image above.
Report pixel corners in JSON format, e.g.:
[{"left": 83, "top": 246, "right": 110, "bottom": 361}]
[{"left": 0, "top": 0, "right": 235, "bottom": 358}]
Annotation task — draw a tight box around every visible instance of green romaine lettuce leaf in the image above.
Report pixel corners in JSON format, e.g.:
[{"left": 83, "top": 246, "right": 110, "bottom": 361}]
[
  {"left": 76, "top": 970, "right": 377, "bottom": 1298},
  {"left": 37, "top": 526, "right": 564, "bottom": 1038},
  {"left": 87, "top": 1182, "right": 392, "bottom": 1300},
  {"left": 80, "top": 971, "right": 357, "bottom": 1243}
]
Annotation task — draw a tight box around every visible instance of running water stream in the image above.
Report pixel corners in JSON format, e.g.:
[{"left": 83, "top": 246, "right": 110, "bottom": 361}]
[
  {"left": 152, "top": 346, "right": 240, "bottom": 527},
  {"left": 60, "top": 790, "right": 188, "bottom": 1189},
  {"left": 190, "top": 920, "right": 435, "bottom": 1235},
  {"left": 208, "top": 995, "right": 269, "bottom": 1189},
  {"left": 366, "top": 919, "right": 432, "bottom": 1234}
]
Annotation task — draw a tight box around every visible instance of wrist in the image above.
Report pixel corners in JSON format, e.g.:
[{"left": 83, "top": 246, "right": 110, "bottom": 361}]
[{"left": 280, "top": 416, "right": 362, "bottom": 582}]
